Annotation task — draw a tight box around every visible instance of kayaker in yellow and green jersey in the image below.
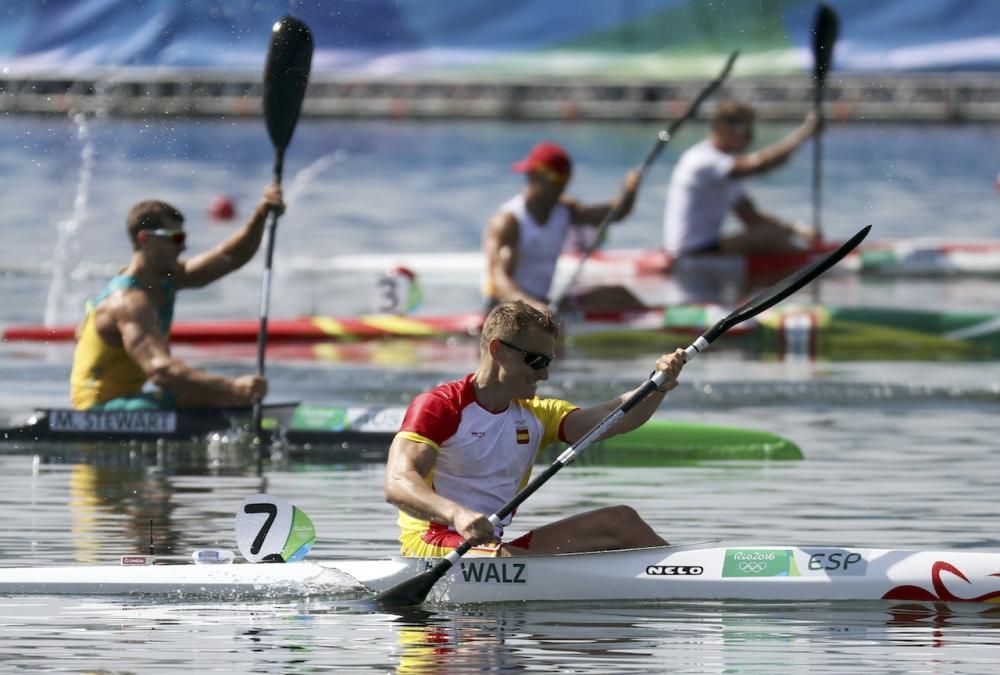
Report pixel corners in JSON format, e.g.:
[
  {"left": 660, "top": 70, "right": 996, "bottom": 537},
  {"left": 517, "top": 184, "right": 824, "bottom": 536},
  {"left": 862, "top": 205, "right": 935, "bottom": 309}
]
[{"left": 69, "top": 184, "right": 284, "bottom": 411}]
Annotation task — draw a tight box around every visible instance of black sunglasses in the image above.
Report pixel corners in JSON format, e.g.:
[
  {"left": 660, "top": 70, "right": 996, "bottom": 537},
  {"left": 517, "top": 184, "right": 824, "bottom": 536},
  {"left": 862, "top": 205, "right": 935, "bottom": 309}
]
[
  {"left": 142, "top": 228, "right": 187, "bottom": 245},
  {"left": 498, "top": 339, "right": 552, "bottom": 370}
]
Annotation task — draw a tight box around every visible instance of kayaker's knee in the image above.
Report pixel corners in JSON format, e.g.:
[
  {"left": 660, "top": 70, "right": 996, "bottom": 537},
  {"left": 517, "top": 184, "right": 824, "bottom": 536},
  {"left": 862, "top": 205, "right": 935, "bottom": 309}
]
[{"left": 607, "top": 504, "right": 641, "bottom": 522}]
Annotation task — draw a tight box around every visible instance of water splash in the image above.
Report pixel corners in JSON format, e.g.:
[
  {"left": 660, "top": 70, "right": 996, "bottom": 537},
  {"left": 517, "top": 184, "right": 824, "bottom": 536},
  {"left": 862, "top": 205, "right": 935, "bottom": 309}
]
[
  {"left": 44, "top": 112, "right": 95, "bottom": 326},
  {"left": 284, "top": 150, "right": 347, "bottom": 205}
]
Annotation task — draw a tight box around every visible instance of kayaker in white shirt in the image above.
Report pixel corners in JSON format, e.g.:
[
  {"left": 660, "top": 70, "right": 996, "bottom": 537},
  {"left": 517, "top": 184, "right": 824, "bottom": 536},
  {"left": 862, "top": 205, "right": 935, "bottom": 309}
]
[
  {"left": 483, "top": 142, "right": 641, "bottom": 313},
  {"left": 663, "top": 100, "right": 819, "bottom": 257}
]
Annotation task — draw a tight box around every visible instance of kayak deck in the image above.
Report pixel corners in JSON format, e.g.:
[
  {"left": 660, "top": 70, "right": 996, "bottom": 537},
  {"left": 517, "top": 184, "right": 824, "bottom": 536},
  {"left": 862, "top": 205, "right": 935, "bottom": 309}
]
[
  {"left": 6, "top": 304, "right": 1000, "bottom": 362},
  {"left": 0, "top": 406, "right": 803, "bottom": 464}
]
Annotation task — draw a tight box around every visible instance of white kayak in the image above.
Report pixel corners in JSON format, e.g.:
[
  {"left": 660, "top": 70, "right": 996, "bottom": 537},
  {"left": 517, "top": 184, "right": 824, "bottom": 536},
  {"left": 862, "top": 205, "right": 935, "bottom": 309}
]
[
  {"left": 287, "top": 239, "right": 1000, "bottom": 282},
  {"left": 3, "top": 542, "right": 1000, "bottom": 605}
]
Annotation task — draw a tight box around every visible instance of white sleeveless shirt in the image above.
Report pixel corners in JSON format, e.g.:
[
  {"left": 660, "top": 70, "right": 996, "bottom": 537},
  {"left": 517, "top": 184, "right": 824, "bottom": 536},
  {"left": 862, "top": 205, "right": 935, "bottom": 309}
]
[
  {"left": 663, "top": 139, "right": 745, "bottom": 255},
  {"left": 496, "top": 193, "right": 573, "bottom": 301}
]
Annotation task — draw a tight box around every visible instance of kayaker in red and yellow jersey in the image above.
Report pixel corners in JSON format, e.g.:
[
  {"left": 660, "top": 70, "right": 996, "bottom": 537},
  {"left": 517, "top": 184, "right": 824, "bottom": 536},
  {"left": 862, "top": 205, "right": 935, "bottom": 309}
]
[
  {"left": 69, "top": 184, "right": 284, "bottom": 410},
  {"left": 482, "top": 141, "right": 643, "bottom": 313},
  {"left": 663, "top": 100, "right": 819, "bottom": 258},
  {"left": 384, "top": 300, "right": 685, "bottom": 558}
]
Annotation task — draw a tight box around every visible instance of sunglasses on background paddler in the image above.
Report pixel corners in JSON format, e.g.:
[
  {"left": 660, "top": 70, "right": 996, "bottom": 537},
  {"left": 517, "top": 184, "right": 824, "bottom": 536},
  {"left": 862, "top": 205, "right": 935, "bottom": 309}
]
[
  {"left": 498, "top": 339, "right": 553, "bottom": 370},
  {"left": 532, "top": 165, "right": 571, "bottom": 186},
  {"left": 140, "top": 228, "right": 187, "bottom": 245}
]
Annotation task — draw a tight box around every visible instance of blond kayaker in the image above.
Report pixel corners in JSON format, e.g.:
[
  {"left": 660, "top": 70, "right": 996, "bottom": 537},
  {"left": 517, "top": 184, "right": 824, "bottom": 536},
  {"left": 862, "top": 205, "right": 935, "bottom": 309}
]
[{"left": 384, "top": 300, "right": 685, "bottom": 558}]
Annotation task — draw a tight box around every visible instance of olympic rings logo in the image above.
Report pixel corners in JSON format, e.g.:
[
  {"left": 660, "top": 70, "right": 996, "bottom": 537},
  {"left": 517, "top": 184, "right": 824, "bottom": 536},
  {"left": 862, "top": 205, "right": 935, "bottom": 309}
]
[{"left": 739, "top": 561, "right": 769, "bottom": 574}]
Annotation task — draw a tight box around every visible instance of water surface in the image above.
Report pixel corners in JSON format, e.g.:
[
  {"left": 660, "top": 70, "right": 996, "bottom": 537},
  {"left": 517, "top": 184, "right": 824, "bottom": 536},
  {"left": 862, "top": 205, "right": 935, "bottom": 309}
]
[{"left": 0, "top": 115, "right": 999, "bottom": 672}]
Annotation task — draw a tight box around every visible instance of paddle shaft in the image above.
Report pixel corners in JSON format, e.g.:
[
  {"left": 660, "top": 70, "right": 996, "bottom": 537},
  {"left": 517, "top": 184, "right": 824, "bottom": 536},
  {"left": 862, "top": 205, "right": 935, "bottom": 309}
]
[
  {"left": 812, "top": 89, "right": 824, "bottom": 238},
  {"left": 639, "top": 51, "right": 738, "bottom": 174},
  {"left": 251, "top": 159, "right": 280, "bottom": 458},
  {"left": 811, "top": 45, "right": 827, "bottom": 241},
  {"left": 811, "top": 4, "right": 838, "bottom": 241},
  {"left": 251, "top": 16, "right": 313, "bottom": 442},
  {"left": 548, "top": 51, "right": 739, "bottom": 313},
  {"left": 251, "top": 145, "right": 287, "bottom": 439},
  {"left": 374, "top": 224, "right": 871, "bottom": 607},
  {"left": 254, "top": 153, "right": 284, "bottom": 377}
]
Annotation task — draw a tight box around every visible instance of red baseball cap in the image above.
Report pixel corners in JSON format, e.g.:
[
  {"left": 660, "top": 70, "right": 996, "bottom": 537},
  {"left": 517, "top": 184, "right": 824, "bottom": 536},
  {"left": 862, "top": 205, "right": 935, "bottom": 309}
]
[{"left": 512, "top": 142, "right": 572, "bottom": 179}]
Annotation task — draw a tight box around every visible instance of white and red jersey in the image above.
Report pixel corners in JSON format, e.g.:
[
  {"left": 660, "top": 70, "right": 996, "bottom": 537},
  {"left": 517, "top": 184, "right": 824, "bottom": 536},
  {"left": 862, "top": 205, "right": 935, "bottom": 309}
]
[{"left": 395, "top": 373, "right": 578, "bottom": 541}]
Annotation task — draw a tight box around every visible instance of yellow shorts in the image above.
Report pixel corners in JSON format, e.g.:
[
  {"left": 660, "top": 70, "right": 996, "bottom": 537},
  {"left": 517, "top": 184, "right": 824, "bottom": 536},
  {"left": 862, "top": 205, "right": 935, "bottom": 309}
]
[{"left": 399, "top": 523, "right": 534, "bottom": 558}]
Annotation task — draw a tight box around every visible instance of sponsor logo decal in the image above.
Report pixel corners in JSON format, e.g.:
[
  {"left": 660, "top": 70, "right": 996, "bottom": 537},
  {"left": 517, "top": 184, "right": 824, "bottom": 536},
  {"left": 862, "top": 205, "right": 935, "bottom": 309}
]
[
  {"left": 359, "top": 407, "right": 406, "bottom": 432},
  {"left": 459, "top": 561, "right": 527, "bottom": 584},
  {"left": 50, "top": 410, "right": 177, "bottom": 434},
  {"left": 120, "top": 555, "right": 153, "bottom": 566},
  {"left": 645, "top": 565, "right": 703, "bottom": 576},
  {"left": 290, "top": 405, "right": 348, "bottom": 431},
  {"left": 722, "top": 549, "right": 799, "bottom": 578},
  {"left": 290, "top": 406, "right": 405, "bottom": 432}
]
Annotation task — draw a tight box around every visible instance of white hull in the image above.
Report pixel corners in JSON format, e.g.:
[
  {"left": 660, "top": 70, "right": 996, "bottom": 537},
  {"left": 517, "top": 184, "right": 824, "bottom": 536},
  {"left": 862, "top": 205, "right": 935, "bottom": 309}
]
[
  {"left": 3, "top": 543, "right": 1000, "bottom": 604},
  {"left": 287, "top": 240, "right": 1000, "bottom": 281}
]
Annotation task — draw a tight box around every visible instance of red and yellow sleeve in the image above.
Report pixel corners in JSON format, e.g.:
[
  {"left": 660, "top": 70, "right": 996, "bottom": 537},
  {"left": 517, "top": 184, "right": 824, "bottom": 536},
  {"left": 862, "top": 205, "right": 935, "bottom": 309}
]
[
  {"left": 524, "top": 397, "right": 579, "bottom": 451},
  {"left": 397, "top": 389, "right": 462, "bottom": 449}
]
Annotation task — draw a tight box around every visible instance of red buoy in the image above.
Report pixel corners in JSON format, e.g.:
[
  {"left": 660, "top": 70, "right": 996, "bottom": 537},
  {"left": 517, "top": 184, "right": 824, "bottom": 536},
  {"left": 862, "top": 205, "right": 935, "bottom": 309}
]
[{"left": 208, "top": 195, "right": 236, "bottom": 221}]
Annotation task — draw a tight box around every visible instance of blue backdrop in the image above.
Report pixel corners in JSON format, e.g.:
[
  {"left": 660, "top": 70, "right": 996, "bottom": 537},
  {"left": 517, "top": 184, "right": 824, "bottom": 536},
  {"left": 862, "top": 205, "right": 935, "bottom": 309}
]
[{"left": 1, "top": 0, "right": 999, "bottom": 77}]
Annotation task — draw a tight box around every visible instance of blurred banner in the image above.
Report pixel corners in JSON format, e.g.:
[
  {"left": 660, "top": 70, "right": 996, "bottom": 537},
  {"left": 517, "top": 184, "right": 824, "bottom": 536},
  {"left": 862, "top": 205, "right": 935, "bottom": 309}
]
[{"left": 2, "top": 0, "right": 999, "bottom": 77}]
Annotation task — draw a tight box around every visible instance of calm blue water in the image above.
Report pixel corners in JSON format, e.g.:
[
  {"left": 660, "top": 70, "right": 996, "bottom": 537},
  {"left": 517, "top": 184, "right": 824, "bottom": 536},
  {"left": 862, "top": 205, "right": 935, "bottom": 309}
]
[{"left": 1, "top": 113, "right": 999, "bottom": 672}]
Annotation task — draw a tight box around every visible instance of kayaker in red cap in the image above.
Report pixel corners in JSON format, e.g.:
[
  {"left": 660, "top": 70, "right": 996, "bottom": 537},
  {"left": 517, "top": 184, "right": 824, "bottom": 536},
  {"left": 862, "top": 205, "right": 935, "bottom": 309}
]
[{"left": 482, "top": 141, "right": 641, "bottom": 313}]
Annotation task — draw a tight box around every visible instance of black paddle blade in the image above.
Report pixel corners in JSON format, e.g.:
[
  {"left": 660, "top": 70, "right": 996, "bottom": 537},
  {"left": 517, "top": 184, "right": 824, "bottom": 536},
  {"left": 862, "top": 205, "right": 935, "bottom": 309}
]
[
  {"left": 373, "top": 565, "right": 449, "bottom": 608},
  {"left": 704, "top": 225, "right": 871, "bottom": 343},
  {"left": 263, "top": 16, "right": 314, "bottom": 152},
  {"left": 812, "top": 4, "right": 839, "bottom": 84}
]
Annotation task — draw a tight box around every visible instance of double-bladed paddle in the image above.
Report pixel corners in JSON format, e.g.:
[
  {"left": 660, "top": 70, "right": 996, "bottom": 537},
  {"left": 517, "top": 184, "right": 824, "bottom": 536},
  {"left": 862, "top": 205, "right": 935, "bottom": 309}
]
[
  {"left": 252, "top": 16, "right": 313, "bottom": 443},
  {"left": 811, "top": 4, "right": 839, "bottom": 241},
  {"left": 547, "top": 50, "right": 739, "bottom": 313},
  {"left": 375, "top": 224, "right": 872, "bottom": 607}
]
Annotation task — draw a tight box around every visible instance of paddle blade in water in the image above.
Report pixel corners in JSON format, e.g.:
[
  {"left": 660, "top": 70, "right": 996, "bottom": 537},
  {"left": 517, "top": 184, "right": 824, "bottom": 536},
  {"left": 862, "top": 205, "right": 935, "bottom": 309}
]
[
  {"left": 263, "top": 16, "right": 314, "bottom": 152},
  {"left": 373, "top": 567, "right": 448, "bottom": 608}
]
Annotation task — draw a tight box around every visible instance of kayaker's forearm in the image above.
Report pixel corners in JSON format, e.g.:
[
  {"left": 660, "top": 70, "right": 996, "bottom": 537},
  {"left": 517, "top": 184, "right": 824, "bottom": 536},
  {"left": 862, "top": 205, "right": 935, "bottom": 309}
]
[
  {"left": 385, "top": 476, "right": 461, "bottom": 526},
  {"left": 744, "top": 120, "right": 813, "bottom": 174},
  {"left": 215, "top": 200, "right": 271, "bottom": 269},
  {"left": 608, "top": 185, "right": 638, "bottom": 223},
  {"left": 146, "top": 358, "right": 249, "bottom": 406},
  {"left": 613, "top": 388, "right": 668, "bottom": 435}
]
